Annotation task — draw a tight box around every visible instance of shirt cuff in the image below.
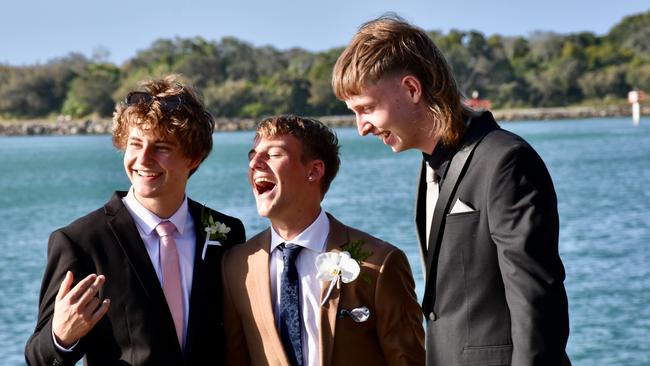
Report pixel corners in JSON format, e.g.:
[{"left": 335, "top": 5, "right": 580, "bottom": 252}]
[{"left": 52, "top": 329, "right": 79, "bottom": 352}]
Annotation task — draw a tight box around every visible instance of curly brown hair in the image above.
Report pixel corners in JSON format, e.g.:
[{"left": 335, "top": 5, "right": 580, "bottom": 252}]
[
  {"left": 255, "top": 115, "right": 340, "bottom": 197},
  {"left": 112, "top": 74, "right": 214, "bottom": 175},
  {"left": 332, "top": 14, "right": 468, "bottom": 147}
]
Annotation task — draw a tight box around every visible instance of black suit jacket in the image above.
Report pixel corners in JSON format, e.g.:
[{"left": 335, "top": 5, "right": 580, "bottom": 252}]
[
  {"left": 25, "top": 191, "right": 245, "bottom": 366},
  {"left": 416, "top": 112, "right": 570, "bottom": 366}
]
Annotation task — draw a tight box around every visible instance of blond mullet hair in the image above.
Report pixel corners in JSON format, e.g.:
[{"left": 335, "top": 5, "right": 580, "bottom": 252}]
[{"left": 332, "top": 15, "right": 467, "bottom": 147}]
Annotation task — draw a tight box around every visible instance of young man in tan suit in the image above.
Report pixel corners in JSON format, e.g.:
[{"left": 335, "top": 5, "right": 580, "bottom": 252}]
[{"left": 222, "top": 115, "right": 424, "bottom": 366}]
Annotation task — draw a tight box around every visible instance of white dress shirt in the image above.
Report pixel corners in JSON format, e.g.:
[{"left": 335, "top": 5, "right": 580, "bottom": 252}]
[
  {"left": 425, "top": 164, "right": 439, "bottom": 246},
  {"left": 122, "top": 189, "right": 196, "bottom": 339},
  {"left": 270, "top": 209, "right": 329, "bottom": 366}
]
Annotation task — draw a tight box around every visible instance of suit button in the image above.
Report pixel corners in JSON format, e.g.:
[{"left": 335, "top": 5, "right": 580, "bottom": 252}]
[{"left": 428, "top": 312, "right": 438, "bottom": 321}]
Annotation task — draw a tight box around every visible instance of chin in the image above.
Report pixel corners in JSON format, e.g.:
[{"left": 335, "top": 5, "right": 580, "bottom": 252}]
[
  {"left": 254, "top": 203, "right": 271, "bottom": 218},
  {"left": 390, "top": 140, "right": 413, "bottom": 153},
  {"left": 133, "top": 187, "right": 155, "bottom": 198},
  {"left": 390, "top": 145, "right": 406, "bottom": 153}
]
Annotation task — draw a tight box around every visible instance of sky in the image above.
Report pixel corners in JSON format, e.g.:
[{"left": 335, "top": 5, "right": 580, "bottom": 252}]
[{"left": 1, "top": 0, "right": 648, "bottom": 66}]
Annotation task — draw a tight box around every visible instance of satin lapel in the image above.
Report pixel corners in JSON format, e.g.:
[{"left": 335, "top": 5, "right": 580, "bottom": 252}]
[
  {"left": 107, "top": 198, "right": 167, "bottom": 306},
  {"left": 319, "top": 214, "right": 347, "bottom": 366},
  {"left": 249, "top": 231, "right": 290, "bottom": 365},
  {"left": 414, "top": 161, "right": 428, "bottom": 273}
]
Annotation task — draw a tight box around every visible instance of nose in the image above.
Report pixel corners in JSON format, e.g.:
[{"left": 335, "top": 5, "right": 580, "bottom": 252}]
[
  {"left": 248, "top": 152, "right": 265, "bottom": 170},
  {"left": 356, "top": 116, "right": 373, "bottom": 136},
  {"left": 136, "top": 144, "right": 154, "bottom": 164}
]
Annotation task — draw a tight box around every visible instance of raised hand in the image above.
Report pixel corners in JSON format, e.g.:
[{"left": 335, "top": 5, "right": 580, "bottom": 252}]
[{"left": 52, "top": 271, "right": 111, "bottom": 348}]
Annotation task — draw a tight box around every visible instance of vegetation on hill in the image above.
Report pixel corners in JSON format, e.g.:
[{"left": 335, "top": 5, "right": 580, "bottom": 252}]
[{"left": 1, "top": 10, "right": 648, "bottom": 120}]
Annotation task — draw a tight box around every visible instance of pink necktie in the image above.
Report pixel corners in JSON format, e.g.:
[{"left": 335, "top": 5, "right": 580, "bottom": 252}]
[{"left": 155, "top": 221, "right": 184, "bottom": 349}]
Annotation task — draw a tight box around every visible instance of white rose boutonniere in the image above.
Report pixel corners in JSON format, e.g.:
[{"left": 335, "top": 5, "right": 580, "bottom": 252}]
[
  {"left": 315, "top": 239, "right": 372, "bottom": 305},
  {"left": 200, "top": 206, "right": 231, "bottom": 260}
]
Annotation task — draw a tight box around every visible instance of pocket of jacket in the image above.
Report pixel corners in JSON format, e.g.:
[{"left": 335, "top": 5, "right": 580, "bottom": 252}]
[
  {"left": 446, "top": 209, "right": 480, "bottom": 222},
  {"left": 461, "top": 344, "right": 512, "bottom": 365}
]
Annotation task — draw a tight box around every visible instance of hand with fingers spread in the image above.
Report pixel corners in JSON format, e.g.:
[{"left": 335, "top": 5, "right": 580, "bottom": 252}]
[{"left": 52, "top": 271, "right": 111, "bottom": 348}]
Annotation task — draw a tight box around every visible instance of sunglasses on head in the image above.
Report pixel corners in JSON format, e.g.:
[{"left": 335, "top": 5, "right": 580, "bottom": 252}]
[{"left": 124, "top": 91, "right": 183, "bottom": 112}]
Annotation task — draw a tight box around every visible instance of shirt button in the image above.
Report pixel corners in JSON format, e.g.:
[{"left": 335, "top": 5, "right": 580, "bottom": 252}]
[{"left": 429, "top": 312, "right": 438, "bottom": 321}]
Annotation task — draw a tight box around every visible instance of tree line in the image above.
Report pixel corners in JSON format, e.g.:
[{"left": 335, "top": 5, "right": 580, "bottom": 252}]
[{"left": 1, "top": 10, "right": 648, "bottom": 120}]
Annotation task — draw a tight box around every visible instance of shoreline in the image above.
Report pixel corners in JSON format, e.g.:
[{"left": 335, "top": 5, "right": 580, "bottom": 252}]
[{"left": 1, "top": 105, "right": 646, "bottom": 136}]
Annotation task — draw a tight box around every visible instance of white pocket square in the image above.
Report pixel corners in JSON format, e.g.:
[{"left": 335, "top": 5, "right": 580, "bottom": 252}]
[{"left": 450, "top": 199, "right": 475, "bottom": 214}]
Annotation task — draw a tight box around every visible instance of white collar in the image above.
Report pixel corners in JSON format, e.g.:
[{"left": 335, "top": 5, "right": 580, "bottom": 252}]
[
  {"left": 270, "top": 209, "right": 329, "bottom": 253},
  {"left": 123, "top": 188, "right": 189, "bottom": 235}
]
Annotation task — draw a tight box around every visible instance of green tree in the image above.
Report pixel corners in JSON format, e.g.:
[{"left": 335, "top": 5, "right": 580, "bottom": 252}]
[
  {"left": 62, "top": 63, "right": 121, "bottom": 117},
  {"left": 203, "top": 79, "right": 256, "bottom": 117},
  {"left": 608, "top": 11, "right": 650, "bottom": 58},
  {"left": 0, "top": 54, "right": 86, "bottom": 118}
]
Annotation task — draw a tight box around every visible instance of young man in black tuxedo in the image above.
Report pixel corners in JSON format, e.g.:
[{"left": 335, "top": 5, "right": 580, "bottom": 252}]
[
  {"left": 25, "top": 75, "right": 245, "bottom": 366},
  {"left": 333, "top": 16, "right": 571, "bottom": 366}
]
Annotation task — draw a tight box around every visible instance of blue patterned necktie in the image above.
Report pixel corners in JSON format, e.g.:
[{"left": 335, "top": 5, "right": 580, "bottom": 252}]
[{"left": 279, "top": 243, "right": 304, "bottom": 366}]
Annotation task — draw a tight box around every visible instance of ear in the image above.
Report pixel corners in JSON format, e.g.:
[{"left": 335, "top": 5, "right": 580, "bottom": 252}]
[
  {"left": 188, "top": 157, "right": 202, "bottom": 171},
  {"left": 401, "top": 75, "right": 422, "bottom": 103},
  {"left": 307, "top": 160, "right": 325, "bottom": 182}
]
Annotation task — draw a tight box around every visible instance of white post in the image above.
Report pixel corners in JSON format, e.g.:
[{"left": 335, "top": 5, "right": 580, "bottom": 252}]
[
  {"left": 628, "top": 91, "right": 641, "bottom": 125},
  {"left": 632, "top": 102, "right": 640, "bottom": 125}
]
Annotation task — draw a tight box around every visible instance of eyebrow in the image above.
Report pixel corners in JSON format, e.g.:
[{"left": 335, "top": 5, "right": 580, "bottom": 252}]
[
  {"left": 346, "top": 99, "right": 369, "bottom": 109},
  {"left": 127, "top": 136, "right": 177, "bottom": 146},
  {"left": 248, "top": 143, "right": 288, "bottom": 158}
]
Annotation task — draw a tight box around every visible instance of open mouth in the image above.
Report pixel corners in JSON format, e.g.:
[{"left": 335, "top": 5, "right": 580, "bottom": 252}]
[
  {"left": 376, "top": 130, "right": 391, "bottom": 143},
  {"left": 254, "top": 178, "right": 276, "bottom": 195}
]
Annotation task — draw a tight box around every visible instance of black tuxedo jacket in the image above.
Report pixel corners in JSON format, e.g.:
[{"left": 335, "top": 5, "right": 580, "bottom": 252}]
[
  {"left": 416, "top": 112, "right": 570, "bottom": 366},
  {"left": 25, "top": 191, "right": 245, "bottom": 366}
]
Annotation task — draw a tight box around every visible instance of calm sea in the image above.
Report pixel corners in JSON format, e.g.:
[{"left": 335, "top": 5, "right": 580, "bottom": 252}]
[{"left": 1, "top": 117, "right": 649, "bottom": 365}]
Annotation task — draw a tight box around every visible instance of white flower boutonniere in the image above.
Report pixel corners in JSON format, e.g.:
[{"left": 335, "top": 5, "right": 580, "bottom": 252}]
[
  {"left": 200, "top": 206, "right": 231, "bottom": 260},
  {"left": 315, "top": 239, "right": 372, "bottom": 305}
]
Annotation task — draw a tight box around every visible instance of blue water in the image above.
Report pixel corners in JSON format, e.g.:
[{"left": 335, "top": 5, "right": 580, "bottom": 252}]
[{"left": 1, "top": 117, "right": 649, "bottom": 365}]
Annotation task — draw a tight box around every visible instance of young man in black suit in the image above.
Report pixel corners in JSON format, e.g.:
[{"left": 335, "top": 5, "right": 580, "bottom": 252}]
[
  {"left": 25, "top": 75, "right": 245, "bottom": 366},
  {"left": 333, "top": 16, "right": 571, "bottom": 366}
]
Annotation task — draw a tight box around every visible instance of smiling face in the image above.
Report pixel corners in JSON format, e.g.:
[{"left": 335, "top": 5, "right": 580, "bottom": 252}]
[
  {"left": 124, "top": 126, "right": 199, "bottom": 217},
  {"left": 248, "top": 134, "right": 322, "bottom": 232},
  {"left": 344, "top": 73, "right": 436, "bottom": 153}
]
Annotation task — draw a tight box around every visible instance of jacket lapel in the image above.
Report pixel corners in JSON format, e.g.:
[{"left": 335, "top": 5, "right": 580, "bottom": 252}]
[
  {"left": 185, "top": 199, "right": 210, "bottom": 355},
  {"left": 414, "top": 161, "right": 428, "bottom": 274},
  {"left": 319, "top": 214, "right": 347, "bottom": 366},
  {"left": 249, "top": 230, "right": 291, "bottom": 365},
  {"left": 105, "top": 192, "right": 167, "bottom": 306}
]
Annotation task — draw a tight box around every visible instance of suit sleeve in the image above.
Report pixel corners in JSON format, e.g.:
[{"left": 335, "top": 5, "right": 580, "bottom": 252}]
[
  {"left": 221, "top": 250, "right": 251, "bottom": 366},
  {"left": 374, "top": 248, "right": 425, "bottom": 366},
  {"left": 487, "top": 145, "right": 570, "bottom": 366},
  {"left": 25, "top": 230, "right": 89, "bottom": 366}
]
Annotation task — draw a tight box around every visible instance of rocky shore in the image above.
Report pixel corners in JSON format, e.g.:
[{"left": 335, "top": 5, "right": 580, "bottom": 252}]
[{"left": 1, "top": 105, "right": 646, "bottom": 136}]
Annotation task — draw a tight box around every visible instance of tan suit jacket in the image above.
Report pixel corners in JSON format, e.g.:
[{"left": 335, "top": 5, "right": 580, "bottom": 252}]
[{"left": 222, "top": 213, "right": 424, "bottom": 366}]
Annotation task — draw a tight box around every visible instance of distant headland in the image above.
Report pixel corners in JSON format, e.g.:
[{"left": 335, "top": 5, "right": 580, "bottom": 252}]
[{"left": 0, "top": 104, "right": 645, "bottom": 136}]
